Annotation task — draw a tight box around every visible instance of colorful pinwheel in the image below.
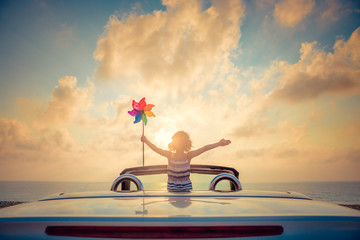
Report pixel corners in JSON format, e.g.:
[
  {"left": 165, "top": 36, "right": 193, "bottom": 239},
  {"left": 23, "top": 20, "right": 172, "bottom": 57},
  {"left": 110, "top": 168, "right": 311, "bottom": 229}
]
[
  {"left": 128, "top": 97, "right": 155, "bottom": 126},
  {"left": 128, "top": 97, "right": 155, "bottom": 166}
]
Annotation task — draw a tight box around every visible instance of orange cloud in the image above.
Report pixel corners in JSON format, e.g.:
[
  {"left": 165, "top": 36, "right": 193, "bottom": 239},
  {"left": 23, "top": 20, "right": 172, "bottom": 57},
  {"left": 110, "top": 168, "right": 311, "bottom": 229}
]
[
  {"left": 321, "top": 0, "right": 344, "bottom": 21},
  {"left": 52, "top": 24, "right": 77, "bottom": 49},
  {"left": 94, "top": 0, "right": 245, "bottom": 97},
  {"left": 0, "top": 118, "right": 36, "bottom": 151},
  {"left": 37, "top": 76, "right": 94, "bottom": 126},
  {"left": 274, "top": 0, "right": 314, "bottom": 27},
  {"left": 0, "top": 96, "right": 142, "bottom": 182},
  {"left": 235, "top": 145, "right": 360, "bottom": 182},
  {"left": 270, "top": 27, "right": 360, "bottom": 102},
  {"left": 0, "top": 117, "right": 74, "bottom": 160},
  {"left": 1, "top": 0, "right": 359, "bottom": 183}
]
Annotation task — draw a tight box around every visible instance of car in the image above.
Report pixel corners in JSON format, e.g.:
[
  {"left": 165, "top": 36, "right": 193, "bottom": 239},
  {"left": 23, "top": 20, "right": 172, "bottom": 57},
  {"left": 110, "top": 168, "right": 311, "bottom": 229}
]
[{"left": 0, "top": 164, "right": 359, "bottom": 239}]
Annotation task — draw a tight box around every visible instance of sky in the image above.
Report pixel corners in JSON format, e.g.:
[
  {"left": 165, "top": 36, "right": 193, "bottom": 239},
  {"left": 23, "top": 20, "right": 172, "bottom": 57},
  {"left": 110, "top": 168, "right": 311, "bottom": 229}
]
[{"left": 0, "top": 0, "right": 359, "bottom": 183}]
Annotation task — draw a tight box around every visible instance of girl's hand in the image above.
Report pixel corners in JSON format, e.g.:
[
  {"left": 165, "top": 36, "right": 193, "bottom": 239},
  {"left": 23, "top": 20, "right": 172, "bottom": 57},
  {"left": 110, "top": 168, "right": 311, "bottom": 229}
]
[
  {"left": 219, "top": 139, "right": 231, "bottom": 146},
  {"left": 141, "top": 135, "right": 147, "bottom": 143}
]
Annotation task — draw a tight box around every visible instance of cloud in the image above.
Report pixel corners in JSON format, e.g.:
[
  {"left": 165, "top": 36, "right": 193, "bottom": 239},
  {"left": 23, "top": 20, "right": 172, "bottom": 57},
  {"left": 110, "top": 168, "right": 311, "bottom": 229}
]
[
  {"left": 1, "top": 0, "right": 359, "bottom": 183},
  {"left": 52, "top": 24, "right": 77, "bottom": 49},
  {"left": 232, "top": 120, "right": 273, "bottom": 138},
  {"left": 320, "top": 0, "right": 341, "bottom": 21},
  {"left": 0, "top": 118, "right": 37, "bottom": 151},
  {"left": 320, "top": 0, "right": 353, "bottom": 21},
  {"left": 94, "top": 0, "right": 245, "bottom": 97},
  {"left": 255, "top": 0, "right": 276, "bottom": 10},
  {"left": 37, "top": 76, "right": 94, "bottom": 126},
  {"left": 270, "top": 27, "right": 360, "bottom": 103},
  {"left": 0, "top": 93, "right": 142, "bottom": 181},
  {"left": 235, "top": 145, "right": 360, "bottom": 182},
  {"left": 0, "top": 117, "right": 74, "bottom": 155},
  {"left": 274, "top": 0, "right": 314, "bottom": 27}
]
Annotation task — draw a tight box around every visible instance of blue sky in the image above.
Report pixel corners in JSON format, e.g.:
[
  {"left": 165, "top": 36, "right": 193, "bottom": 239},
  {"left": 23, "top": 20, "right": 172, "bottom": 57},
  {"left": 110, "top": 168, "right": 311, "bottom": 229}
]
[{"left": 0, "top": 0, "right": 359, "bottom": 182}]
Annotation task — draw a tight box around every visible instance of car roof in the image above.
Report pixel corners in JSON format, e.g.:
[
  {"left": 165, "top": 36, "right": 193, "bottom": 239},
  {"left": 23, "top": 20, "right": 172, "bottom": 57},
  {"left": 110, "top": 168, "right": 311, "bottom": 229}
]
[{"left": 120, "top": 164, "right": 239, "bottom": 178}]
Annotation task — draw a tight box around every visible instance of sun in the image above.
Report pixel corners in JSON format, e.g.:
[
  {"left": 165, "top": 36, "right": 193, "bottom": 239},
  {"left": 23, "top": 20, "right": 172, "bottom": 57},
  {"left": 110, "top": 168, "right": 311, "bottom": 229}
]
[{"left": 154, "top": 126, "right": 177, "bottom": 148}]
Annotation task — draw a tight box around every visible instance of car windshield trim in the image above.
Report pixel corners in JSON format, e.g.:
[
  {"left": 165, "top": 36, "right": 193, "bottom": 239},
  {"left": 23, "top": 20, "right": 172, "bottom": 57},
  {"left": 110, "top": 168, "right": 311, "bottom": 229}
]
[{"left": 120, "top": 165, "right": 239, "bottom": 178}]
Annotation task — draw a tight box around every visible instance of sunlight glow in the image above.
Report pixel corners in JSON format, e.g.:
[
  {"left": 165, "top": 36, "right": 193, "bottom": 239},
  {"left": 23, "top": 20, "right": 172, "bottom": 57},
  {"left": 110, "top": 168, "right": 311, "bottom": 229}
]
[{"left": 154, "top": 125, "right": 177, "bottom": 148}]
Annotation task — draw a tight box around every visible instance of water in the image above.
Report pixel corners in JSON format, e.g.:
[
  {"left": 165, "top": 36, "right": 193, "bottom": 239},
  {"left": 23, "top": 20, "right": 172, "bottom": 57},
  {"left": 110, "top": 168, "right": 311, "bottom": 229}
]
[
  {"left": 0, "top": 181, "right": 109, "bottom": 202},
  {"left": 0, "top": 180, "right": 359, "bottom": 204},
  {"left": 242, "top": 182, "right": 360, "bottom": 205}
]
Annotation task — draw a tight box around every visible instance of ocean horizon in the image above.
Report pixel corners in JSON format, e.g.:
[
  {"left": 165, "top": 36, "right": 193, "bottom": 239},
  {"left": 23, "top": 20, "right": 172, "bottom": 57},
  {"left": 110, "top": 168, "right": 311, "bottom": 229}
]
[{"left": 0, "top": 180, "right": 359, "bottom": 205}]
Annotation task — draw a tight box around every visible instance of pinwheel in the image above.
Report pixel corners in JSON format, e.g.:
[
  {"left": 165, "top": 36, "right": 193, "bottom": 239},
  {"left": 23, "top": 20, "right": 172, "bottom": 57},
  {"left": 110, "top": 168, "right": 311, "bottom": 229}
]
[
  {"left": 128, "top": 97, "right": 155, "bottom": 126},
  {"left": 128, "top": 97, "right": 155, "bottom": 166}
]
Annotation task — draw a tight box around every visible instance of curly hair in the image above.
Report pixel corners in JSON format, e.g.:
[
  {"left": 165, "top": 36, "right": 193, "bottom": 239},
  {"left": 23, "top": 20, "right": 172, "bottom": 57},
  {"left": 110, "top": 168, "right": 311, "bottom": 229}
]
[{"left": 168, "top": 131, "right": 193, "bottom": 152}]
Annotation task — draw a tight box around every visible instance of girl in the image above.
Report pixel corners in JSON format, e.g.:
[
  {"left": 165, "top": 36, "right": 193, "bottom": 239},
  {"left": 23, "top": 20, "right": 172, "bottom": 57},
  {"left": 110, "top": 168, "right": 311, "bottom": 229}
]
[{"left": 141, "top": 131, "right": 231, "bottom": 191}]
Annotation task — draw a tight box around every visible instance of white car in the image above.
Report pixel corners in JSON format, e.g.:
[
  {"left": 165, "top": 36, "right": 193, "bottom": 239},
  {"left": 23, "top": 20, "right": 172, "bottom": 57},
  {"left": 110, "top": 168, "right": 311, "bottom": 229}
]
[{"left": 1, "top": 164, "right": 359, "bottom": 239}]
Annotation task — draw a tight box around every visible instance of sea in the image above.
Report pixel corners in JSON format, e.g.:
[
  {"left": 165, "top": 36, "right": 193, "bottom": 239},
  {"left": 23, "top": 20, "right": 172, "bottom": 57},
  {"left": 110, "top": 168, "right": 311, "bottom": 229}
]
[{"left": 0, "top": 181, "right": 359, "bottom": 205}]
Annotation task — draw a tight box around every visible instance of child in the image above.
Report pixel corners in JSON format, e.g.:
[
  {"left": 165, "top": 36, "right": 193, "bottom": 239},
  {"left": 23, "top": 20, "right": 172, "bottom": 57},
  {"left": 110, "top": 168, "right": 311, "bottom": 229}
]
[{"left": 141, "top": 131, "right": 231, "bottom": 191}]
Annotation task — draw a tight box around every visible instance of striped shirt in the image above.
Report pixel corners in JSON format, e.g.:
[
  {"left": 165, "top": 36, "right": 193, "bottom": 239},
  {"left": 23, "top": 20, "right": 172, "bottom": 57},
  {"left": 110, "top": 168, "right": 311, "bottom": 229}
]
[{"left": 167, "top": 154, "right": 192, "bottom": 191}]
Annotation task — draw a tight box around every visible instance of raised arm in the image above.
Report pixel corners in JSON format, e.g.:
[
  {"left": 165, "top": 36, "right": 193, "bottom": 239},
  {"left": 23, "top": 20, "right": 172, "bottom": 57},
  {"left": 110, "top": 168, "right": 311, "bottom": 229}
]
[
  {"left": 141, "top": 135, "right": 171, "bottom": 159},
  {"left": 187, "top": 139, "right": 231, "bottom": 160}
]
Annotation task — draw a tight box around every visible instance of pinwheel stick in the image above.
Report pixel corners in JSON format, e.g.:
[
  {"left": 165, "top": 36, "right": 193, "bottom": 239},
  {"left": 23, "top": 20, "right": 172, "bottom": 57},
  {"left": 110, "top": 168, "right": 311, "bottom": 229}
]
[{"left": 142, "top": 116, "right": 145, "bottom": 166}]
